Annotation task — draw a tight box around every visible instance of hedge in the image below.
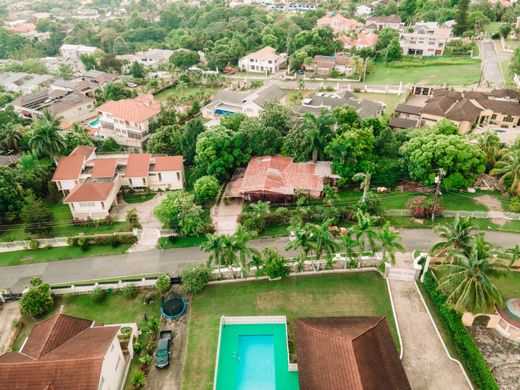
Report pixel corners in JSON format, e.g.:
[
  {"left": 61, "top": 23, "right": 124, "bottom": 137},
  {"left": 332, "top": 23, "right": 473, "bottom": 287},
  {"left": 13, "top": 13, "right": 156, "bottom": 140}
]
[
  {"left": 421, "top": 270, "right": 499, "bottom": 390},
  {"left": 67, "top": 233, "right": 138, "bottom": 247}
]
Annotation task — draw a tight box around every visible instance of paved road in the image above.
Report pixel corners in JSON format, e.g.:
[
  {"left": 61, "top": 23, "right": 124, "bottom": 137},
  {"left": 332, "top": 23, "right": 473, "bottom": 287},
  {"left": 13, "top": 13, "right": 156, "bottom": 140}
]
[
  {"left": 479, "top": 39, "right": 510, "bottom": 89},
  {"left": 389, "top": 280, "right": 471, "bottom": 389},
  {"left": 1, "top": 229, "right": 519, "bottom": 291}
]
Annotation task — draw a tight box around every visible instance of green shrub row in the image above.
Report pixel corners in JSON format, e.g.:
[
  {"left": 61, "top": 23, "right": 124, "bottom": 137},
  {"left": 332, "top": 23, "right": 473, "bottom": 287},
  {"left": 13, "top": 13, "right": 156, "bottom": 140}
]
[
  {"left": 421, "top": 270, "right": 499, "bottom": 390},
  {"left": 386, "top": 57, "right": 478, "bottom": 68},
  {"left": 67, "top": 233, "right": 138, "bottom": 247}
]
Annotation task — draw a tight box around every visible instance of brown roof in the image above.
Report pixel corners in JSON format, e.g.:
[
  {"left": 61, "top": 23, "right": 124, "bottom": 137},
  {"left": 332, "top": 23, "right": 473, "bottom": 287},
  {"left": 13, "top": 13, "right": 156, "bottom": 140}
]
[
  {"left": 295, "top": 317, "right": 411, "bottom": 390},
  {"left": 97, "top": 93, "right": 161, "bottom": 123},
  {"left": 489, "top": 89, "right": 520, "bottom": 100},
  {"left": 52, "top": 155, "right": 85, "bottom": 181},
  {"left": 91, "top": 158, "right": 117, "bottom": 178},
  {"left": 0, "top": 314, "right": 120, "bottom": 390},
  {"left": 445, "top": 98, "right": 482, "bottom": 122},
  {"left": 151, "top": 156, "right": 183, "bottom": 172},
  {"left": 242, "top": 46, "right": 280, "bottom": 61},
  {"left": 125, "top": 153, "right": 151, "bottom": 178},
  {"left": 389, "top": 117, "right": 418, "bottom": 129},
  {"left": 367, "top": 15, "right": 402, "bottom": 24},
  {"left": 477, "top": 98, "right": 520, "bottom": 116},
  {"left": 395, "top": 104, "right": 422, "bottom": 115},
  {"left": 421, "top": 95, "right": 459, "bottom": 117},
  {"left": 64, "top": 182, "right": 115, "bottom": 202},
  {"left": 70, "top": 145, "right": 96, "bottom": 159}
]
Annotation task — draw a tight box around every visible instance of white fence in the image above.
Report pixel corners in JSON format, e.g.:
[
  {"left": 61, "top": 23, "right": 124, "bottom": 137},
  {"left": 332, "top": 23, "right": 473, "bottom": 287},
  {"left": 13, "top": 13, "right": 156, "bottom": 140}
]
[
  {"left": 50, "top": 276, "right": 159, "bottom": 295},
  {"left": 385, "top": 209, "right": 520, "bottom": 220},
  {"left": 221, "top": 315, "right": 287, "bottom": 325}
]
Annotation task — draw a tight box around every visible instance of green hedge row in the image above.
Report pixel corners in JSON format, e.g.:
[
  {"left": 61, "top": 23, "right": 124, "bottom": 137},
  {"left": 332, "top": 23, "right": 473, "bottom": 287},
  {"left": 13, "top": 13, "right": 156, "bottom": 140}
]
[
  {"left": 421, "top": 270, "right": 499, "bottom": 390},
  {"left": 67, "top": 234, "right": 137, "bottom": 247}
]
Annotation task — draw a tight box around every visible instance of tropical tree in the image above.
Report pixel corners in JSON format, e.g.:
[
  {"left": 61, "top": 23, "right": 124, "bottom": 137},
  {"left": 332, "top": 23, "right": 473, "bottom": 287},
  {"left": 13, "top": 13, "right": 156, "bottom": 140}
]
[
  {"left": 200, "top": 233, "right": 226, "bottom": 278},
  {"left": 491, "top": 148, "right": 520, "bottom": 195},
  {"left": 351, "top": 210, "right": 379, "bottom": 254},
  {"left": 285, "top": 223, "right": 313, "bottom": 272},
  {"left": 474, "top": 130, "right": 500, "bottom": 172},
  {"left": 378, "top": 224, "right": 404, "bottom": 265},
  {"left": 431, "top": 216, "right": 474, "bottom": 258},
  {"left": 340, "top": 232, "right": 360, "bottom": 269},
  {"left": 29, "top": 110, "right": 65, "bottom": 160},
  {"left": 308, "top": 223, "right": 338, "bottom": 271},
  {"left": 232, "top": 227, "right": 258, "bottom": 278},
  {"left": 1, "top": 124, "right": 25, "bottom": 151},
  {"left": 436, "top": 235, "right": 509, "bottom": 313},
  {"left": 221, "top": 235, "right": 239, "bottom": 279},
  {"left": 300, "top": 111, "right": 334, "bottom": 162},
  {"left": 505, "top": 244, "right": 520, "bottom": 268}
]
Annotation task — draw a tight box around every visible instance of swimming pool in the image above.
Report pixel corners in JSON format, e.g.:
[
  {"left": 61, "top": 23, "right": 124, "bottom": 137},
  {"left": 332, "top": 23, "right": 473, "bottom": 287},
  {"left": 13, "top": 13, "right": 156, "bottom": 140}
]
[
  {"left": 89, "top": 118, "right": 101, "bottom": 128},
  {"left": 214, "top": 317, "right": 299, "bottom": 390}
]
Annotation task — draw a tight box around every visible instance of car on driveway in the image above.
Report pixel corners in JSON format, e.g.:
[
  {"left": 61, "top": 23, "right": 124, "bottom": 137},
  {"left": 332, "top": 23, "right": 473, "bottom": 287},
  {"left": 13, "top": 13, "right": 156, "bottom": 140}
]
[{"left": 154, "top": 330, "right": 172, "bottom": 368}]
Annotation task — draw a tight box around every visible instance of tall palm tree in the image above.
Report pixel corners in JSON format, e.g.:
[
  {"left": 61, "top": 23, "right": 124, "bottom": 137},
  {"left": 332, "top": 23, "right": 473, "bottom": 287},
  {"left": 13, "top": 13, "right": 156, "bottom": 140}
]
[
  {"left": 491, "top": 148, "right": 520, "bottom": 195},
  {"left": 221, "top": 235, "right": 239, "bottom": 279},
  {"left": 308, "top": 223, "right": 337, "bottom": 271},
  {"left": 431, "top": 216, "right": 474, "bottom": 258},
  {"left": 200, "top": 233, "right": 226, "bottom": 278},
  {"left": 340, "top": 232, "right": 360, "bottom": 269},
  {"left": 231, "top": 227, "right": 258, "bottom": 278},
  {"left": 41, "top": 109, "right": 62, "bottom": 128},
  {"left": 436, "top": 235, "right": 509, "bottom": 313},
  {"left": 505, "top": 244, "right": 520, "bottom": 268},
  {"left": 249, "top": 200, "right": 271, "bottom": 221},
  {"left": 1, "top": 124, "right": 25, "bottom": 151},
  {"left": 351, "top": 210, "right": 379, "bottom": 254},
  {"left": 301, "top": 110, "right": 334, "bottom": 162},
  {"left": 286, "top": 223, "right": 313, "bottom": 272},
  {"left": 350, "top": 55, "right": 364, "bottom": 76},
  {"left": 474, "top": 131, "right": 500, "bottom": 172},
  {"left": 29, "top": 111, "right": 65, "bottom": 160},
  {"left": 378, "top": 224, "right": 404, "bottom": 265}
]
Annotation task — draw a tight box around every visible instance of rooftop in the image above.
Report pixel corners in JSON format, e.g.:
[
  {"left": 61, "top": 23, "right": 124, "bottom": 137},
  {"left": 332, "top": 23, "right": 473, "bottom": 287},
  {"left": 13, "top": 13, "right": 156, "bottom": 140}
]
[
  {"left": 64, "top": 182, "right": 115, "bottom": 202},
  {"left": 97, "top": 93, "right": 161, "bottom": 123}
]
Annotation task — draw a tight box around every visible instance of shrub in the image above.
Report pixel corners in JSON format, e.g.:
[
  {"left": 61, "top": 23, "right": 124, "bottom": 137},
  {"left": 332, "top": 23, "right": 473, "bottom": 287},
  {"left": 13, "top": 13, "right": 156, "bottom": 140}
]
[
  {"left": 126, "top": 208, "right": 141, "bottom": 230},
  {"left": 407, "top": 196, "right": 442, "bottom": 219},
  {"left": 90, "top": 287, "right": 107, "bottom": 304},
  {"left": 181, "top": 264, "right": 212, "bottom": 294},
  {"left": 354, "top": 193, "right": 382, "bottom": 215},
  {"left": 68, "top": 234, "right": 138, "bottom": 247},
  {"left": 19, "top": 278, "right": 54, "bottom": 317},
  {"left": 78, "top": 237, "right": 90, "bottom": 251},
  {"left": 122, "top": 285, "right": 138, "bottom": 299},
  {"left": 133, "top": 341, "right": 143, "bottom": 355},
  {"left": 62, "top": 293, "right": 73, "bottom": 303},
  {"left": 111, "top": 238, "right": 121, "bottom": 248},
  {"left": 262, "top": 248, "right": 289, "bottom": 279},
  {"left": 421, "top": 270, "right": 499, "bottom": 389},
  {"left": 29, "top": 239, "right": 40, "bottom": 250},
  {"left": 143, "top": 293, "right": 156, "bottom": 305},
  {"left": 131, "top": 370, "right": 146, "bottom": 389},
  {"left": 510, "top": 196, "right": 520, "bottom": 213},
  {"left": 193, "top": 175, "right": 220, "bottom": 204},
  {"left": 155, "top": 274, "right": 171, "bottom": 294}
]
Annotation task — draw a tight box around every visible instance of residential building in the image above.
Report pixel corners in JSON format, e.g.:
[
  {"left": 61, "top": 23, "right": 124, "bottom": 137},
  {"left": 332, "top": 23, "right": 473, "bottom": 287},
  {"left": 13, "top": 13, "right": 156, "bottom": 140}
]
[
  {"left": 295, "top": 91, "right": 385, "bottom": 118},
  {"left": 226, "top": 155, "right": 339, "bottom": 202},
  {"left": 97, "top": 93, "right": 161, "bottom": 148},
  {"left": 366, "top": 15, "right": 403, "bottom": 30},
  {"left": 308, "top": 54, "right": 354, "bottom": 76},
  {"left": 238, "top": 46, "right": 287, "bottom": 73},
  {"left": 202, "top": 83, "right": 286, "bottom": 119},
  {"left": 60, "top": 44, "right": 99, "bottom": 61},
  {"left": 118, "top": 49, "right": 174, "bottom": 69},
  {"left": 355, "top": 4, "right": 374, "bottom": 16},
  {"left": 0, "top": 313, "right": 136, "bottom": 390},
  {"left": 399, "top": 24, "right": 452, "bottom": 56},
  {"left": 0, "top": 72, "right": 55, "bottom": 94},
  {"left": 267, "top": 2, "right": 319, "bottom": 12},
  {"left": 52, "top": 146, "right": 184, "bottom": 220},
  {"left": 4, "top": 20, "right": 37, "bottom": 35},
  {"left": 50, "top": 70, "right": 119, "bottom": 97},
  {"left": 316, "top": 13, "right": 363, "bottom": 34},
  {"left": 12, "top": 89, "right": 95, "bottom": 122},
  {"left": 339, "top": 32, "right": 378, "bottom": 50},
  {"left": 389, "top": 103, "right": 421, "bottom": 129}
]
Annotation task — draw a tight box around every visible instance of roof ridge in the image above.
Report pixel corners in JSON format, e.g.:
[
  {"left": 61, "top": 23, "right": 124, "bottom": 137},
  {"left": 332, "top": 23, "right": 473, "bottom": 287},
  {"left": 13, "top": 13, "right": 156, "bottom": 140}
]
[
  {"left": 298, "top": 317, "right": 384, "bottom": 342},
  {"left": 351, "top": 316, "right": 385, "bottom": 342},
  {"left": 26, "top": 315, "right": 59, "bottom": 358}
]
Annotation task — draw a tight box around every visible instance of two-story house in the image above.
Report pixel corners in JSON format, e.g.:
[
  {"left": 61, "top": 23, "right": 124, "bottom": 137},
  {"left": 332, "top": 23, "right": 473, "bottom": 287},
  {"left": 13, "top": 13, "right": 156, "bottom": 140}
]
[
  {"left": 238, "top": 46, "right": 287, "bottom": 74},
  {"left": 60, "top": 44, "right": 99, "bottom": 61},
  {"left": 400, "top": 24, "right": 452, "bottom": 56}
]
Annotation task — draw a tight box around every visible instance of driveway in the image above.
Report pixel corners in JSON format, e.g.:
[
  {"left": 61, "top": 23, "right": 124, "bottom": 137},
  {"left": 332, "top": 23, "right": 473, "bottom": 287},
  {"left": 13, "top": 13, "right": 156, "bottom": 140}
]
[
  {"left": 0, "top": 302, "right": 20, "bottom": 352},
  {"left": 479, "top": 39, "right": 510, "bottom": 89},
  {"left": 389, "top": 280, "right": 471, "bottom": 389},
  {"left": 211, "top": 198, "right": 242, "bottom": 235}
]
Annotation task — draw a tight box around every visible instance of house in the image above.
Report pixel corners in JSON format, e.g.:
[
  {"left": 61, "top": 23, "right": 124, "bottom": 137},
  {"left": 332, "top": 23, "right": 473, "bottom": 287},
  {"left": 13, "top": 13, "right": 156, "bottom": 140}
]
[
  {"left": 294, "top": 317, "right": 411, "bottom": 390},
  {"left": 400, "top": 24, "right": 452, "bottom": 56},
  {"left": 97, "top": 94, "right": 161, "bottom": 148},
  {"left": 60, "top": 44, "right": 99, "bottom": 61},
  {"left": 309, "top": 54, "right": 353, "bottom": 76},
  {"left": 316, "top": 14, "right": 363, "bottom": 34},
  {"left": 0, "top": 313, "right": 136, "bottom": 390},
  {"left": 50, "top": 70, "right": 119, "bottom": 97},
  {"left": 118, "top": 49, "right": 174, "bottom": 69},
  {"left": 202, "top": 84, "right": 286, "bottom": 119},
  {"left": 340, "top": 32, "right": 378, "bottom": 50},
  {"left": 0, "top": 72, "right": 56, "bottom": 94},
  {"left": 366, "top": 15, "right": 403, "bottom": 30},
  {"left": 355, "top": 4, "right": 374, "bottom": 16},
  {"left": 226, "top": 155, "right": 339, "bottom": 202},
  {"left": 389, "top": 103, "right": 422, "bottom": 129},
  {"left": 295, "top": 91, "right": 385, "bottom": 118},
  {"left": 266, "top": 2, "right": 319, "bottom": 13},
  {"left": 238, "top": 46, "right": 287, "bottom": 73},
  {"left": 12, "top": 89, "right": 96, "bottom": 122},
  {"left": 52, "top": 146, "right": 184, "bottom": 220}
]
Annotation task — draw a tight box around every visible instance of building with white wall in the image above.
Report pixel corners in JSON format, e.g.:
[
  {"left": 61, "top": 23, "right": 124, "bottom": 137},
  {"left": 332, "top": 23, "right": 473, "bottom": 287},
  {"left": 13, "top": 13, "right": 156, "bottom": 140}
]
[
  {"left": 399, "top": 24, "right": 452, "bottom": 56},
  {"left": 238, "top": 46, "right": 287, "bottom": 73},
  {"left": 60, "top": 44, "right": 99, "bottom": 61}
]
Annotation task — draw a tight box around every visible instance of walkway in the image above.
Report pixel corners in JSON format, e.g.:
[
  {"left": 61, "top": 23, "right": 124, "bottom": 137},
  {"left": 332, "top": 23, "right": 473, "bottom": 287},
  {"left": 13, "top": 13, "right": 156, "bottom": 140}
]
[
  {"left": 389, "top": 279, "right": 471, "bottom": 389},
  {"left": 211, "top": 195, "right": 242, "bottom": 236},
  {"left": 479, "top": 39, "right": 510, "bottom": 89}
]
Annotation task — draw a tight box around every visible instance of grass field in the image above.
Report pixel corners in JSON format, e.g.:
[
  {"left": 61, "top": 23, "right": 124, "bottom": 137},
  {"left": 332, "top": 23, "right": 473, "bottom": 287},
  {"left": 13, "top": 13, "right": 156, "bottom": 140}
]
[
  {"left": 158, "top": 235, "right": 207, "bottom": 249},
  {"left": 0, "top": 244, "right": 132, "bottom": 267},
  {"left": 154, "top": 85, "right": 218, "bottom": 103},
  {"left": 500, "top": 59, "right": 514, "bottom": 87},
  {"left": 484, "top": 22, "right": 504, "bottom": 35},
  {"left": 123, "top": 192, "right": 155, "bottom": 203},
  {"left": 365, "top": 57, "right": 481, "bottom": 85},
  {"left": 182, "top": 272, "right": 395, "bottom": 389},
  {"left": 353, "top": 92, "right": 405, "bottom": 114}
]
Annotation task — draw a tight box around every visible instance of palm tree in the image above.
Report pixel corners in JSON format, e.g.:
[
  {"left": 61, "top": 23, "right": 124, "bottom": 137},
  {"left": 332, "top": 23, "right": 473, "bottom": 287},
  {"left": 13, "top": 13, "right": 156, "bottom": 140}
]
[
  {"left": 41, "top": 109, "right": 62, "bottom": 128},
  {"left": 474, "top": 131, "right": 500, "bottom": 172},
  {"left": 249, "top": 252, "right": 263, "bottom": 277},
  {"left": 491, "top": 148, "right": 520, "bottom": 195},
  {"left": 221, "top": 235, "right": 240, "bottom": 279},
  {"left": 231, "top": 227, "right": 258, "bottom": 278},
  {"left": 301, "top": 111, "right": 334, "bottom": 162},
  {"left": 200, "top": 233, "right": 226, "bottom": 278},
  {"left": 1, "top": 124, "right": 25, "bottom": 151},
  {"left": 378, "top": 224, "right": 404, "bottom": 265},
  {"left": 308, "top": 223, "right": 338, "bottom": 271},
  {"left": 286, "top": 223, "right": 313, "bottom": 272},
  {"left": 340, "top": 232, "right": 360, "bottom": 269},
  {"left": 436, "top": 235, "right": 509, "bottom": 313},
  {"left": 350, "top": 55, "right": 364, "bottom": 76},
  {"left": 29, "top": 111, "right": 66, "bottom": 160},
  {"left": 431, "top": 216, "right": 474, "bottom": 258},
  {"left": 351, "top": 210, "right": 379, "bottom": 254},
  {"left": 505, "top": 244, "right": 520, "bottom": 268}
]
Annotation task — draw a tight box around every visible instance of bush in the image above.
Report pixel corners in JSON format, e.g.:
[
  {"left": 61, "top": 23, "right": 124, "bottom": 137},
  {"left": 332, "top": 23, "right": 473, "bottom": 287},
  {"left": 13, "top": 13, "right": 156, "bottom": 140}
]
[
  {"left": 407, "top": 196, "right": 442, "bottom": 219},
  {"left": 62, "top": 293, "right": 73, "bottom": 303},
  {"left": 143, "top": 293, "right": 156, "bottom": 305},
  {"left": 90, "top": 287, "right": 107, "bottom": 304},
  {"left": 510, "top": 196, "right": 520, "bottom": 213},
  {"left": 68, "top": 234, "right": 138, "bottom": 247},
  {"left": 262, "top": 248, "right": 289, "bottom": 279},
  {"left": 131, "top": 370, "right": 146, "bottom": 389},
  {"left": 133, "top": 341, "right": 143, "bottom": 355},
  {"left": 354, "top": 193, "right": 382, "bottom": 215},
  {"left": 19, "top": 278, "right": 54, "bottom": 317},
  {"left": 29, "top": 239, "right": 40, "bottom": 250},
  {"left": 155, "top": 274, "right": 171, "bottom": 294},
  {"left": 126, "top": 208, "right": 141, "bottom": 230},
  {"left": 181, "top": 264, "right": 212, "bottom": 294},
  {"left": 193, "top": 175, "right": 220, "bottom": 204},
  {"left": 78, "top": 237, "right": 90, "bottom": 251},
  {"left": 422, "top": 271, "right": 499, "bottom": 389},
  {"left": 122, "top": 285, "right": 138, "bottom": 299},
  {"left": 111, "top": 238, "right": 121, "bottom": 248}
]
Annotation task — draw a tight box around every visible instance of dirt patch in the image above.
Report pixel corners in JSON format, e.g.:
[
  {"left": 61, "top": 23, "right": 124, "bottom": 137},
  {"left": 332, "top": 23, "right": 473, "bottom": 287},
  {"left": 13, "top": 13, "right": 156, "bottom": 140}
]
[{"left": 474, "top": 195, "right": 507, "bottom": 226}]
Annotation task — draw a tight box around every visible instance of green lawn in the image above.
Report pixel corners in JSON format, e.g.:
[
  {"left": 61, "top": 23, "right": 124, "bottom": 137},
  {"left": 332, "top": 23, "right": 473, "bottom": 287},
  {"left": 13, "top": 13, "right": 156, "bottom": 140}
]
[
  {"left": 182, "top": 272, "right": 396, "bottom": 390},
  {"left": 353, "top": 92, "right": 405, "bottom": 115},
  {"left": 494, "top": 272, "right": 520, "bottom": 298},
  {"left": 0, "top": 244, "right": 132, "bottom": 267},
  {"left": 500, "top": 59, "right": 514, "bottom": 87},
  {"left": 123, "top": 192, "right": 155, "bottom": 203},
  {"left": 484, "top": 22, "right": 504, "bottom": 35},
  {"left": 365, "top": 57, "right": 481, "bottom": 85},
  {"left": 154, "top": 85, "right": 218, "bottom": 103}
]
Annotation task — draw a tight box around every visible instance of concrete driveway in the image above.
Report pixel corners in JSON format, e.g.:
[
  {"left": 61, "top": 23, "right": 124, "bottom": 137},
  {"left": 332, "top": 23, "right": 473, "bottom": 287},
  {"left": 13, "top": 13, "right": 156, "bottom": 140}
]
[
  {"left": 0, "top": 302, "right": 20, "bottom": 352},
  {"left": 479, "top": 39, "right": 510, "bottom": 89}
]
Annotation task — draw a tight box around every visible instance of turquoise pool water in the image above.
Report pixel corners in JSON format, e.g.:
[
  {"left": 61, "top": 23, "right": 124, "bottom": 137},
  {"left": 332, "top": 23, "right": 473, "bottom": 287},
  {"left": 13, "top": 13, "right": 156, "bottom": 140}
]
[
  {"left": 89, "top": 118, "right": 100, "bottom": 128},
  {"left": 215, "top": 323, "right": 299, "bottom": 390}
]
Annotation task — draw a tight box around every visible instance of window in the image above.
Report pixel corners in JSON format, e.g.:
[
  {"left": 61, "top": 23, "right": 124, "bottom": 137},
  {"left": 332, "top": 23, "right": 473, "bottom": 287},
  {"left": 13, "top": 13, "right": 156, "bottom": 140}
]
[
  {"left": 491, "top": 114, "right": 497, "bottom": 120},
  {"left": 128, "top": 131, "right": 142, "bottom": 140},
  {"left": 158, "top": 172, "right": 162, "bottom": 181},
  {"left": 176, "top": 172, "right": 180, "bottom": 181},
  {"left": 79, "top": 202, "right": 96, "bottom": 208},
  {"left": 504, "top": 115, "right": 514, "bottom": 123},
  {"left": 115, "top": 355, "right": 121, "bottom": 371},
  {"left": 101, "top": 201, "right": 105, "bottom": 209}
]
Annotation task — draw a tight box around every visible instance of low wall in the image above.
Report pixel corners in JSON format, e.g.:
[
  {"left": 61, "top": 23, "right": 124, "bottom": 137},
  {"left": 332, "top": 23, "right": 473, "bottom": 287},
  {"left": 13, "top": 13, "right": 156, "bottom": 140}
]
[{"left": 50, "top": 276, "right": 159, "bottom": 295}]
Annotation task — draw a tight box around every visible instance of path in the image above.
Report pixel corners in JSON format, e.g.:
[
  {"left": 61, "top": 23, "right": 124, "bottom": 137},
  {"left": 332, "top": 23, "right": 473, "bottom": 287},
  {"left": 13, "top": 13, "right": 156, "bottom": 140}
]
[
  {"left": 1, "top": 229, "right": 519, "bottom": 291},
  {"left": 211, "top": 196, "right": 242, "bottom": 236},
  {"left": 389, "top": 280, "right": 471, "bottom": 389},
  {"left": 479, "top": 39, "right": 510, "bottom": 89},
  {"left": 474, "top": 195, "right": 507, "bottom": 226},
  {"left": 0, "top": 302, "right": 19, "bottom": 352}
]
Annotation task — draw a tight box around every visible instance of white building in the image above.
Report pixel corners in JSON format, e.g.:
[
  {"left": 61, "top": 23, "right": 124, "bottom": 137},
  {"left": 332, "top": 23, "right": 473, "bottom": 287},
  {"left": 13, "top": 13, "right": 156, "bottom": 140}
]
[
  {"left": 119, "top": 48, "right": 174, "bottom": 69},
  {"left": 355, "top": 4, "right": 374, "bottom": 16},
  {"left": 60, "top": 44, "right": 99, "bottom": 61},
  {"left": 399, "top": 25, "right": 452, "bottom": 56},
  {"left": 52, "top": 146, "right": 185, "bottom": 220},
  {"left": 238, "top": 46, "right": 287, "bottom": 73}
]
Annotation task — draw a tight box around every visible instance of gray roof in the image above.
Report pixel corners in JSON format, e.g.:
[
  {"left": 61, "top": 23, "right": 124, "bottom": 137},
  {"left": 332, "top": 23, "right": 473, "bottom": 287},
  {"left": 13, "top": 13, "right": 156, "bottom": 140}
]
[
  {"left": 209, "top": 84, "right": 286, "bottom": 108},
  {"left": 295, "top": 92, "right": 384, "bottom": 119},
  {"left": 252, "top": 84, "right": 286, "bottom": 106},
  {"left": 389, "top": 117, "right": 418, "bottom": 129}
]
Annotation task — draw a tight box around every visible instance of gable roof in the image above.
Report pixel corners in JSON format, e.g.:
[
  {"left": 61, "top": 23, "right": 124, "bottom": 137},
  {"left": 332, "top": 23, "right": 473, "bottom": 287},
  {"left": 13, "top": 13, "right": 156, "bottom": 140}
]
[
  {"left": 241, "top": 46, "right": 280, "bottom": 61},
  {"left": 52, "top": 155, "right": 85, "bottom": 181},
  {"left": 295, "top": 317, "right": 411, "bottom": 390},
  {"left": 151, "top": 156, "right": 183, "bottom": 172},
  {"left": 445, "top": 98, "right": 482, "bottom": 122},
  {"left": 97, "top": 93, "right": 161, "bottom": 123},
  {"left": 64, "top": 182, "right": 115, "bottom": 203},
  {"left": 91, "top": 158, "right": 118, "bottom": 178},
  {"left": 70, "top": 145, "right": 96, "bottom": 159},
  {"left": 367, "top": 15, "right": 402, "bottom": 24},
  {"left": 125, "top": 153, "right": 151, "bottom": 178}
]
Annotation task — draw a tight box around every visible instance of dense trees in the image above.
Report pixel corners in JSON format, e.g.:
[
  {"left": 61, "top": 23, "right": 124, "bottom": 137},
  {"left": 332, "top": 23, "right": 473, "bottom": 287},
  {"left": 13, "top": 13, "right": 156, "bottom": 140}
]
[
  {"left": 29, "top": 111, "right": 66, "bottom": 160},
  {"left": 169, "top": 50, "right": 200, "bottom": 70},
  {"left": 154, "top": 191, "right": 207, "bottom": 236}
]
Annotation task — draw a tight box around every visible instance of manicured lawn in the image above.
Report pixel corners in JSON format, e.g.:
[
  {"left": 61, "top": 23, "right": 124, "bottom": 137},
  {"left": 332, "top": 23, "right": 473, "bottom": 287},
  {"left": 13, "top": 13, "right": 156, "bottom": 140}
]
[
  {"left": 365, "top": 57, "right": 481, "bottom": 85},
  {"left": 158, "top": 235, "right": 207, "bottom": 249},
  {"left": 123, "top": 192, "right": 155, "bottom": 203},
  {"left": 154, "top": 85, "right": 218, "bottom": 103},
  {"left": 500, "top": 59, "right": 514, "bottom": 87},
  {"left": 258, "top": 224, "right": 290, "bottom": 237},
  {"left": 0, "top": 244, "right": 132, "bottom": 267},
  {"left": 182, "top": 272, "right": 396, "bottom": 389},
  {"left": 484, "top": 22, "right": 504, "bottom": 35},
  {"left": 353, "top": 92, "right": 405, "bottom": 114},
  {"left": 494, "top": 272, "right": 520, "bottom": 298}
]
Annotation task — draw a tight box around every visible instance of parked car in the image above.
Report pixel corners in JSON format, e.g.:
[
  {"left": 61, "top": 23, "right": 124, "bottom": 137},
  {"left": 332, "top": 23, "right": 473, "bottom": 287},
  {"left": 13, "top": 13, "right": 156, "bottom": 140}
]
[{"left": 154, "top": 330, "right": 172, "bottom": 368}]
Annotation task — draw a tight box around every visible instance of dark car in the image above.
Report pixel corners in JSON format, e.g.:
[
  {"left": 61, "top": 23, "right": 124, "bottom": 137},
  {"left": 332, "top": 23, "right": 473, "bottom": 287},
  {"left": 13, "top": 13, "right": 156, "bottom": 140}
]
[{"left": 154, "top": 330, "right": 172, "bottom": 368}]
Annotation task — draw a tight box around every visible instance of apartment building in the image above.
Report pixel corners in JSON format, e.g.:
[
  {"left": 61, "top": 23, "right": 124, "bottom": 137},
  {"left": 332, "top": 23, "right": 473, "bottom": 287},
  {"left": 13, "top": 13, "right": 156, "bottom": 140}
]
[
  {"left": 316, "top": 13, "right": 363, "bottom": 34},
  {"left": 399, "top": 24, "right": 452, "bottom": 56},
  {"left": 238, "top": 46, "right": 287, "bottom": 73}
]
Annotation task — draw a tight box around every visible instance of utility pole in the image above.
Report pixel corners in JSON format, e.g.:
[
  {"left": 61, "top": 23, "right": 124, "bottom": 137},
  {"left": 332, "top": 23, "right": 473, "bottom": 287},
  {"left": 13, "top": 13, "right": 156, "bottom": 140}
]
[{"left": 432, "top": 168, "right": 446, "bottom": 222}]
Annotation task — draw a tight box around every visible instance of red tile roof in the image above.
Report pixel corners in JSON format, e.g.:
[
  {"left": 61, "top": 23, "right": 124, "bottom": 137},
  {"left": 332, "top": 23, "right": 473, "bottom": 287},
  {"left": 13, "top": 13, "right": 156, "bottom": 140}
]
[
  {"left": 64, "top": 182, "right": 115, "bottom": 202},
  {"left": 97, "top": 93, "right": 161, "bottom": 123},
  {"left": 0, "top": 314, "right": 120, "bottom": 390},
  {"left": 69, "top": 145, "right": 96, "bottom": 159},
  {"left": 152, "top": 156, "right": 183, "bottom": 172},
  {"left": 52, "top": 155, "right": 85, "bottom": 181},
  {"left": 125, "top": 153, "right": 151, "bottom": 178},
  {"left": 91, "top": 158, "right": 117, "bottom": 178},
  {"left": 295, "top": 317, "right": 411, "bottom": 390}
]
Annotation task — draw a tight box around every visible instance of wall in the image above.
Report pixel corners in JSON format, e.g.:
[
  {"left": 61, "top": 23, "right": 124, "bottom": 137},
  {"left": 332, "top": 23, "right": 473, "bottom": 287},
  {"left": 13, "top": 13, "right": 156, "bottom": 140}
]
[
  {"left": 148, "top": 170, "right": 184, "bottom": 189},
  {"left": 99, "top": 334, "right": 126, "bottom": 390}
]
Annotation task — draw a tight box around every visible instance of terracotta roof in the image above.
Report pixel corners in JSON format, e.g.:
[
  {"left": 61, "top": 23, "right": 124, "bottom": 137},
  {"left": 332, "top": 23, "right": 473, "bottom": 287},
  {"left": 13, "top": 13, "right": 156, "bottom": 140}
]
[
  {"left": 367, "top": 15, "right": 402, "bottom": 24},
  {"left": 151, "top": 156, "right": 183, "bottom": 172},
  {"left": 317, "top": 14, "right": 363, "bottom": 31},
  {"left": 356, "top": 32, "right": 378, "bottom": 47},
  {"left": 64, "top": 182, "right": 115, "bottom": 202},
  {"left": 70, "top": 145, "right": 96, "bottom": 159},
  {"left": 52, "top": 155, "right": 85, "bottom": 181},
  {"left": 242, "top": 46, "right": 280, "bottom": 61},
  {"left": 0, "top": 314, "right": 120, "bottom": 390},
  {"left": 97, "top": 93, "right": 161, "bottom": 123},
  {"left": 125, "top": 153, "right": 151, "bottom": 178},
  {"left": 239, "top": 155, "right": 336, "bottom": 198},
  {"left": 91, "top": 158, "right": 117, "bottom": 178},
  {"left": 295, "top": 317, "right": 411, "bottom": 390}
]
